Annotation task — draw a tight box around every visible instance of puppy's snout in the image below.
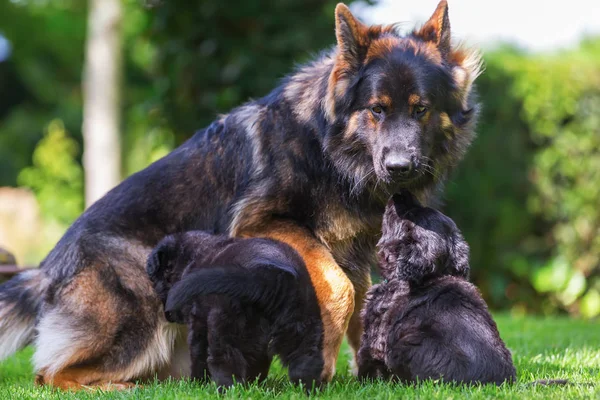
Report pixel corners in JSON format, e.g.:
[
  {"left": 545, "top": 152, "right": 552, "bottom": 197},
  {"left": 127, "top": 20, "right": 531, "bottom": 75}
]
[
  {"left": 164, "top": 310, "right": 178, "bottom": 323},
  {"left": 164, "top": 310, "right": 173, "bottom": 322},
  {"left": 392, "top": 190, "right": 420, "bottom": 210}
]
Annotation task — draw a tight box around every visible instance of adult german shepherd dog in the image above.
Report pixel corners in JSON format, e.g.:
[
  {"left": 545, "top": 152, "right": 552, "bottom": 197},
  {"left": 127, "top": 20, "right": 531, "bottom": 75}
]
[{"left": 0, "top": 1, "right": 481, "bottom": 389}]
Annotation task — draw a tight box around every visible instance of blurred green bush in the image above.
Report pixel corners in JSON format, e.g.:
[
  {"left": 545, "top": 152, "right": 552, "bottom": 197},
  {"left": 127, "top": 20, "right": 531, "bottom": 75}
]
[
  {"left": 147, "top": 0, "right": 354, "bottom": 141},
  {"left": 445, "top": 39, "right": 600, "bottom": 318},
  {"left": 17, "top": 120, "right": 83, "bottom": 226}
]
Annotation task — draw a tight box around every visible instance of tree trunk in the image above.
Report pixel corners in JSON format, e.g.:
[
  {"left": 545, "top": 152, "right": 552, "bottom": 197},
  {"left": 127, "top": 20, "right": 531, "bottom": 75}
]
[{"left": 82, "top": 0, "right": 122, "bottom": 207}]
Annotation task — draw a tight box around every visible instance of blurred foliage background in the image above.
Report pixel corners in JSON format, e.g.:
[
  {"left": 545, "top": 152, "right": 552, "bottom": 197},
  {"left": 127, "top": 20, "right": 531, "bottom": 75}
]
[{"left": 0, "top": 0, "right": 599, "bottom": 318}]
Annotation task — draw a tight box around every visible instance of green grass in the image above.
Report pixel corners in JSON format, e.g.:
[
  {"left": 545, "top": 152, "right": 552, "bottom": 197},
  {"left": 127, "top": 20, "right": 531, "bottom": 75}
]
[{"left": 0, "top": 314, "right": 598, "bottom": 399}]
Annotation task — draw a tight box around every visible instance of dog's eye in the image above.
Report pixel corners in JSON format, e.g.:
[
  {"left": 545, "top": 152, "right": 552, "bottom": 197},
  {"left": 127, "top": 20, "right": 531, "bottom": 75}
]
[
  {"left": 371, "top": 105, "right": 384, "bottom": 115},
  {"left": 414, "top": 105, "right": 428, "bottom": 118},
  {"left": 386, "top": 253, "right": 397, "bottom": 263}
]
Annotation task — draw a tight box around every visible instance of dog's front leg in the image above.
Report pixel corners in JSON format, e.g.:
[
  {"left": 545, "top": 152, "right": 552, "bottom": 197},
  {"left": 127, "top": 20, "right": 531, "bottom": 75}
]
[
  {"left": 345, "top": 273, "right": 371, "bottom": 375},
  {"left": 334, "top": 239, "right": 376, "bottom": 375},
  {"left": 238, "top": 221, "right": 355, "bottom": 382}
]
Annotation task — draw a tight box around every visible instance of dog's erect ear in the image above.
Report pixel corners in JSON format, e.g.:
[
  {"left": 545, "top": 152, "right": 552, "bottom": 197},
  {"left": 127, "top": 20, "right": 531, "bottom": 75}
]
[
  {"left": 414, "top": 0, "right": 451, "bottom": 57},
  {"left": 327, "top": 4, "right": 371, "bottom": 120},
  {"left": 335, "top": 3, "right": 369, "bottom": 71}
]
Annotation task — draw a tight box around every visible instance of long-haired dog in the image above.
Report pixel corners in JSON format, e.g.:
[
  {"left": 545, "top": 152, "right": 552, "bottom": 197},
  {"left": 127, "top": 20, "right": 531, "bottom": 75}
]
[
  {"left": 0, "top": 1, "right": 481, "bottom": 389},
  {"left": 146, "top": 231, "right": 323, "bottom": 387},
  {"left": 358, "top": 191, "right": 516, "bottom": 385}
]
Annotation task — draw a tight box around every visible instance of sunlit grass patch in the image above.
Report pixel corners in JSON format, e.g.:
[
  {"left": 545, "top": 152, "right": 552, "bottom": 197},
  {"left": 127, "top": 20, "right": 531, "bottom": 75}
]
[{"left": 0, "top": 315, "right": 598, "bottom": 399}]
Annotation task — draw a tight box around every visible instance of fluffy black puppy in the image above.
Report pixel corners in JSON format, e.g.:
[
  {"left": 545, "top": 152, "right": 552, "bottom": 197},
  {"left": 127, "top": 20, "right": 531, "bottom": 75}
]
[
  {"left": 358, "top": 191, "right": 516, "bottom": 385},
  {"left": 147, "top": 231, "right": 324, "bottom": 387}
]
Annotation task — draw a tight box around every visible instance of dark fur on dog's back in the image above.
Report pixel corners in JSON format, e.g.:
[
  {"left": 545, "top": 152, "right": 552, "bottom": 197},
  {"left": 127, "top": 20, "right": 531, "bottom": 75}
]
[
  {"left": 358, "top": 192, "right": 516, "bottom": 385},
  {"left": 165, "top": 266, "right": 292, "bottom": 316},
  {"left": 147, "top": 231, "right": 324, "bottom": 387},
  {"left": 163, "top": 236, "right": 301, "bottom": 316},
  {"left": 146, "top": 232, "right": 301, "bottom": 316}
]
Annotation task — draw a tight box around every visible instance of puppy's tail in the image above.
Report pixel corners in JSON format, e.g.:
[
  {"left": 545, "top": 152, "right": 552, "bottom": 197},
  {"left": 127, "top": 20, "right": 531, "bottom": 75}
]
[
  {"left": 165, "top": 262, "right": 298, "bottom": 315},
  {"left": 0, "top": 269, "right": 48, "bottom": 361}
]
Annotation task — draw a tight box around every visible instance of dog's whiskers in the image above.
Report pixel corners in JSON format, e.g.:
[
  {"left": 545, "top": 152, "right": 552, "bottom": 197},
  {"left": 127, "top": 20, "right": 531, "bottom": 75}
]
[
  {"left": 350, "top": 168, "right": 375, "bottom": 198},
  {"left": 419, "top": 157, "right": 442, "bottom": 181}
]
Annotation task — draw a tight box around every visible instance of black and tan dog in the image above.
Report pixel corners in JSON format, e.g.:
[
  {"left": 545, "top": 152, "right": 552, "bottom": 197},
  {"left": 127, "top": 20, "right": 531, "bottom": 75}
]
[
  {"left": 0, "top": 1, "right": 481, "bottom": 389},
  {"left": 146, "top": 231, "right": 323, "bottom": 387},
  {"left": 358, "top": 191, "right": 516, "bottom": 385}
]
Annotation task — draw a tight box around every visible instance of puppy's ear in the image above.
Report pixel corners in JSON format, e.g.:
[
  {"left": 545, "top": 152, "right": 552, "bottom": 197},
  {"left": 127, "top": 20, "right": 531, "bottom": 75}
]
[
  {"left": 146, "top": 248, "right": 164, "bottom": 278},
  {"left": 147, "top": 241, "right": 174, "bottom": 279},
  {"left": 396, "top": 245, "right": 437, "bottom": 284},
  {"left": 376, "top": 241, "right": 400, "bottom": 280},
  {"left": 448, "top": 230, "right": 470, "bottom": 278}
]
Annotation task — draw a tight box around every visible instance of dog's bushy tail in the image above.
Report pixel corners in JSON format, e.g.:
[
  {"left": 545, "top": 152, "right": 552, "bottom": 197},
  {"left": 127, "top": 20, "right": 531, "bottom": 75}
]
[
  {"left": 0, "top": 269, "right": 48, "bottom": 361},
  {"left": 165, "top": 262, "right": 297, "bottom": 315}
]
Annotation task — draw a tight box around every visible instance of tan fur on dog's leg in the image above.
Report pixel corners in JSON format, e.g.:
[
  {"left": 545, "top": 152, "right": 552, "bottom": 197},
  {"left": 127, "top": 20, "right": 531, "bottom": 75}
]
[
  {"left": 239, "top": 221, "right": 355, "bottom": 382},
  {"left": 36, "top": 367, "right": 137, "bottom": 391}
]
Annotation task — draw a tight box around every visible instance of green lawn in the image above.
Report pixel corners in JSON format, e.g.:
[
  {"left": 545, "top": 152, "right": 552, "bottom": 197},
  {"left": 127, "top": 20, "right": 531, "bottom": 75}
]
[{"left": 0, "top": 314, "right": 598, "bottom": 399}]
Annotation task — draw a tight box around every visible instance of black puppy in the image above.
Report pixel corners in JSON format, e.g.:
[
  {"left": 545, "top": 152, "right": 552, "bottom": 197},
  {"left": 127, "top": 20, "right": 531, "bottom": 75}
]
[
  {"left": 358, "top": 191, "right": 516, "bottom": 385},
  {"left": 147, "top": 231, "right": 324, "bottom": 387}
]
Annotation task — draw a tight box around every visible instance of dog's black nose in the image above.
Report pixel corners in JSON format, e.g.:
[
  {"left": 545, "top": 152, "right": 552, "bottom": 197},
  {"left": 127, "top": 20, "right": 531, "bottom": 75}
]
[{"left": 385, "top": 156, "right": 413, "bottom": 176}]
